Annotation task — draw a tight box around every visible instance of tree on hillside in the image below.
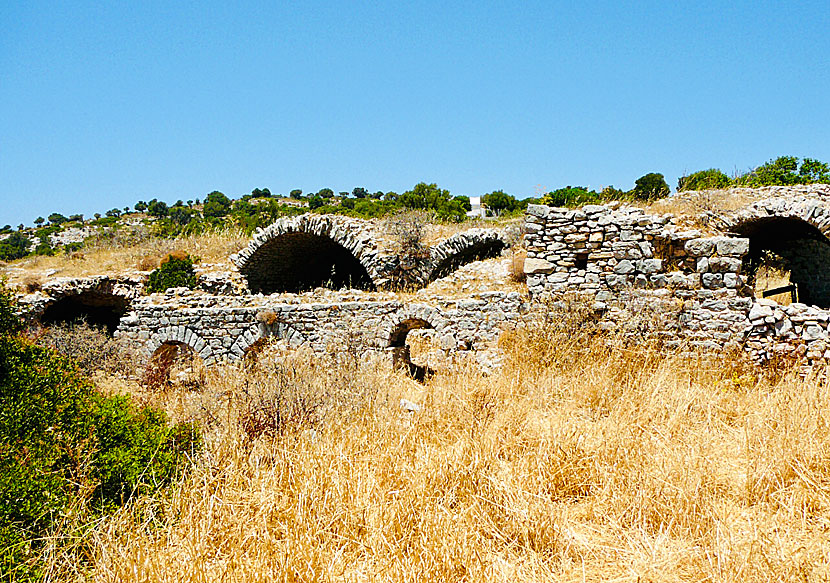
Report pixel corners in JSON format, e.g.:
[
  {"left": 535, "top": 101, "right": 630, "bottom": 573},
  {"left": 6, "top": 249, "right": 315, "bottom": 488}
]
[
  {"left": 203, "top": 191, "right": 231, "bottom": 218},
  {"left": 352, "top": 187, "right": 369, "bottom": 199},
  {"left": 317, "top": 188, "right": 334, "bottom": 199},
  {"left": 135, "top": 201, "right": 148, "bottom": 212},
  {"left": 147, "top": 199, "right": 169, "bottom": 217},
  {"left": 48, "top": 213, "right": 67, "bottom": 225},
  {"left": 0, "top": 231, "right": 29, "bottom": 261},
  {"left": 631, "top": 173, "right": 670, "bottom": 200},
  {"left": 308, "top": 195, "right": 324, "bottom": 209},
  {"left": 34, "top": 217, "right": 45, "bottom": 226},
  {"left": 290, "top": 189, "right": 303, "bottom": 199},
  {"left": 482, "top": 190, "right": 519, "bottom": 215}
]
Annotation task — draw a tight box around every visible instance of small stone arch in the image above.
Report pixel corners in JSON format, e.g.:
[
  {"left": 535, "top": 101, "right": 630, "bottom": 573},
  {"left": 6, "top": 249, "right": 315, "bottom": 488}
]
[
  {"left": 427, "top": 229, "right": 508, "bottom": 283},
  {"left": 232, "top": 214, "right": 381, "bottom": 294},
  {"left": 145, "top": 325, "right": 215, "bottom": 365},
  {"left": 382, "top": 305, "right": 453, "bottom": 380},
  {"left": 229, "top": 320, "right": 306, "bottom": 359},
  {"left": 725, "top": 198, "right": 830, "bottom": 307}
]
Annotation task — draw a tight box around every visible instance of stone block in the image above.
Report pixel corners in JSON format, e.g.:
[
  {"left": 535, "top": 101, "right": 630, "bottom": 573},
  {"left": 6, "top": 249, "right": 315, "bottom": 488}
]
[
  {"left": 523, "top": 258, "right": 555, "bottom": 274},
  {"left": 716, "top": 238, "right": 750, "bottom": 257},
  {"left": 685, "top": 238, "right": 716, "bottom": 256}
]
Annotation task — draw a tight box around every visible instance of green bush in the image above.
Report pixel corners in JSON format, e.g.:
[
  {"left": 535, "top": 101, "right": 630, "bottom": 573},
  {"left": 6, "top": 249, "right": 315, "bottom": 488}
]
[
  {"left": 630, "top": 172, "right": 670, "bottom": 200},
  {"left": 735, "top": 156, "right": 830, "bottom": 187},
  {"left": 541, "top": 186, "right": 602, "bottom": 207},
  {"left": 0, "top": 285, "right": 199, "bottom": 580},
  {"left": 677, "top": 168, "right": 732, "bottom": 191},
  {"left": 0, "top": 232, "right": 30, "bottom": 262},
  {"left": 146, "top": 252, "right": 197, "bottom": 293}
]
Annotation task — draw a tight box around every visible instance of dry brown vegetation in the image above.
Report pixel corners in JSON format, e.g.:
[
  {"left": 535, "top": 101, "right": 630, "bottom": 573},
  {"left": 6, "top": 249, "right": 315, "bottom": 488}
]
[
  {"left": 35, "top": 315, "right": 830, "bottom": 582},
  {"left": 1, "top": 228, "right": 249, "bottom": 287}
]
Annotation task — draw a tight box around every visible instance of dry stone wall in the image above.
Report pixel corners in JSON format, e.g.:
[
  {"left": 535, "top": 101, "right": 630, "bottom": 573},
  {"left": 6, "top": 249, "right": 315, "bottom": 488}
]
[
  {"left": 523, "top": 198, "right": 830, "bottom": 366},
  {"left": 114, "top": 289, "right": 527, "bottom": 367}
]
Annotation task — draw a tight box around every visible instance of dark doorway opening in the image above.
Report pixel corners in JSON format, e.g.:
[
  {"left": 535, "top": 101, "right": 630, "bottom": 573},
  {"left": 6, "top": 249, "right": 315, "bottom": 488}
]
[{"left": 731, "top": 217, "right": 830, "bottom": 308}]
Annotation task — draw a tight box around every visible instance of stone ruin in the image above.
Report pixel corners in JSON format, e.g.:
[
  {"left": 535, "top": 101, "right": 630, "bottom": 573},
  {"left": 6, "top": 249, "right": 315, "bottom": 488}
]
[{"left": 15, "top": 183, "right": 830, "bottom": 373}]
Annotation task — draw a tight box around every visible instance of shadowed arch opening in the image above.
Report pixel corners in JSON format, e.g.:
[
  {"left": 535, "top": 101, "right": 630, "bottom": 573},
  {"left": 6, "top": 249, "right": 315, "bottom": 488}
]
[
  {"left": 389, "top": 318, "right": 436, "bottom": 382},
  {"left": 732, "top": 216, "right": 830, "bottom": 307},
  {"left": 40, "top": 292, "right": 130, "bottom": 335},
  {"left": 241, "top": 232, "right": 375, "bottom": 294},
  {"left": 430, "top": 239, "right": 507, "bottom": 282}
]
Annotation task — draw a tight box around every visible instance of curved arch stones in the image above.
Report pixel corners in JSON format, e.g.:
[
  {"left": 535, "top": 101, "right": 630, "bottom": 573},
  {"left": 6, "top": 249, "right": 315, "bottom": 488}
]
[
  {"left": 231, "top": 214, "right": 383, "bottom": 290},
  {"left": 379, "top": 304, "right": 454, "bottom": 348},
  {"left": 229, "top": 320, "right": 306, "bottom": 359},
  {"left": 721, "top": 196, "right": 830, "bottom": 238},
  {"left": 426, "top": 228, "right": 508, "bottom": 283},
  {"left": 145, "top": 325, "right": 215, "bottom": 365}
]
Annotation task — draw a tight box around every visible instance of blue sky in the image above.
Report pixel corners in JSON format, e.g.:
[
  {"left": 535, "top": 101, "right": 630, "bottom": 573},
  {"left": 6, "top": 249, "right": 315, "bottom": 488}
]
[{"left": 2, "top": 1, "right": 828, "bottom": 226}]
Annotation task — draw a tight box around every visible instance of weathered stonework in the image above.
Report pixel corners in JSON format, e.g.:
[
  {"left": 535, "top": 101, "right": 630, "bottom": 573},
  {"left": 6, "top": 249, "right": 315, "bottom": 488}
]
[{"left": 17, "top": 187, "right": 830, "bottom": 371}]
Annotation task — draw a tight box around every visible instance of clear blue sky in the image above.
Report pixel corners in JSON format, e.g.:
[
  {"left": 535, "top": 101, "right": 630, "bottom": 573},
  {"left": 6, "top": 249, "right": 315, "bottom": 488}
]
[{"left": 2, "top": 1, "right": 829, "bottom": 226}]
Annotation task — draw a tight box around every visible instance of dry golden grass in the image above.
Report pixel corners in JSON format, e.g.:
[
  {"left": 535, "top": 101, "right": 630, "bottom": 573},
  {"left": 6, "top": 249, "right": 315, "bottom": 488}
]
[
  {"left": 1, "top": 228, "right": 249, "bottom": 287},
  {"left": 36, "top": 321, "right": 830, "bottom": 582}
]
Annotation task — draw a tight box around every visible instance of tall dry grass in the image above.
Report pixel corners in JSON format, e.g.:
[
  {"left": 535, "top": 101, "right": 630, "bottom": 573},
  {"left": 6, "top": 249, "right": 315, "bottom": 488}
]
[{"left": 38, "top": 321, "right": 830, "bottom": 582}]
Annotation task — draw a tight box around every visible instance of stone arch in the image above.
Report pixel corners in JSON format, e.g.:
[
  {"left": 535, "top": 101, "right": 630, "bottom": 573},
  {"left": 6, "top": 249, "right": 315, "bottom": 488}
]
[
  {"left": 145, "top": 325, "right": 215, "bottom": 365},
  {"left": 725, "top": 198, "right": 830, "bottom": 307},
  {"left": 427, "top": 229, "right": 508, "bottom": 283},
  {"left": 39, "top": 291, "right": 131, "bottom": 335},
  {"left": 382, "top": 305, "right": 453, "bottom": 380},
  {"left": 232, "top": 215, "right": 380, "bottom": 294},
  {"left": 229, "top": 320, "right": 306, "bottom": 359}
]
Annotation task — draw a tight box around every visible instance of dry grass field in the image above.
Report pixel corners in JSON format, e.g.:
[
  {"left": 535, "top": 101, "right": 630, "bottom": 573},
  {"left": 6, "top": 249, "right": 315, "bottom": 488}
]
[{"left": 37, "top": 316, "right": 830, "bottom": 582}]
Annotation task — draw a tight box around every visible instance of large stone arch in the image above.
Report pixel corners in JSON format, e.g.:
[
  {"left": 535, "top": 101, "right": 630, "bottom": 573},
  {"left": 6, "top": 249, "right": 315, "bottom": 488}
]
[
  {"left": 427, "top": 229, "right": 508, "bottom": 283},
  {"left": 232, "top": 215, "right": 381, "bottom": 294},
  {"left": 229, "top": 320, "right": 306, "bottom": 359},
  {"left": 145, "top": 325, "right": 215, "bottom": 365},
  {"left": 723, "top": 197, "right": 830, "bottom": 307}
]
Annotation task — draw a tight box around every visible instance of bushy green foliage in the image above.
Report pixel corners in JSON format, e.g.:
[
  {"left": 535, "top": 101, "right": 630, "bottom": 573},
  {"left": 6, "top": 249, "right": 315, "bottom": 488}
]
[
  {"left": 203, "top": 191, "right": 231, "bottom": 218},
  {"left": 399, "top": 182, "right": 468, "bottom": 221},
  {"left": 677, "top": 168, "right": 732, "bottom": 191},
  {"left": 0, "top": 232, "right": 30, "bottom": 261},
  {"left": 735, "top": 156, "right": 830, "bottom": 187},
  {"left": 482, "top": 190, "right": 519, "bottom": 215},
  {"left": 146, "top": 252, "right": 197, "bottom": 293},
  {"left": 631, "top": 172, "right": 670, "bottom": 200},
  {"left": 0, "top": 285, "right": 198, "bottom": 580},
  {"left": 541, "top": 186, "right": 603, "bottom": 207}
]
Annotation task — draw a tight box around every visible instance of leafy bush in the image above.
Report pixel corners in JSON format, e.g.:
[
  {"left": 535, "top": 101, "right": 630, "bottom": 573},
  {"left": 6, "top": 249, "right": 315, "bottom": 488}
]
[
  {"left": 0, "top": 232, "right": 30, "bottom": 261},
  {"left": 146, "top": 252, "right": 197, "bottom": 293},
  {"left": 735, "top": 156, "right": 830, "bottom": 187},
  {"left": 541, "top": 186, "right": 602, "bottom": 207},
  {"left": 677, "top": 168, "right": 732, "bottom": 191},
  {"left": 631, "top": 172, "right": 670, "bottom": 200},
  {"left": 0, "top": 285, "right": 198, "bottom": 580}
]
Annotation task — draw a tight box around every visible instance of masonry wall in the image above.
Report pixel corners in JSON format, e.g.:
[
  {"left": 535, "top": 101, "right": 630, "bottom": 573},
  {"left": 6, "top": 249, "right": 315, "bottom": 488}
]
[
  {"left": 115, "top": 289, "right": 527, "bottom": 367},
  {"left": 523, "top": 201, "right": 830, "bottom": 366}
]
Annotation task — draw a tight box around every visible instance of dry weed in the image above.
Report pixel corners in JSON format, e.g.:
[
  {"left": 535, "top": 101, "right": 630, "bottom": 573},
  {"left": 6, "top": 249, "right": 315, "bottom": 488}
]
[{"left": 35, "top": 316, "right": 830, "bottom": 582}]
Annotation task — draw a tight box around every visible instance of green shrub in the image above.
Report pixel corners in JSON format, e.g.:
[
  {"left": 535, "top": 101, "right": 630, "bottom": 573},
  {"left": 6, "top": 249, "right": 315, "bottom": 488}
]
[
  {"left": 0, "top": 285, "right": 199, "bottom": 580},
  {"left": 735, "top": 155, "right": 830, "bottom": 187},
  {"left": 146, "top": 252, "right": 197, "bottom": 293},
  {"left": 541, "top": 186, "right": 602, "bottom": 207},
  {"left": 630, "top": 172, "right": 670, "bottom": 200},
  {"left": 677, "top": 168, "right": 732, "bottom": 191},
  {"left": 0, "top": 232, "right": 30, "bottom": 261}
]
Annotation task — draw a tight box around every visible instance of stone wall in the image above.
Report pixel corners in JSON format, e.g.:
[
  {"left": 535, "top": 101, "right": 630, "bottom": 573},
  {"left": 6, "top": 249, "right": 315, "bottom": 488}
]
[
  {"left": 523, "top": 198, "right": 830, "bottom": 366},
  {"left": 114, "top": 289, "right": 528, "bottom": 368}
]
